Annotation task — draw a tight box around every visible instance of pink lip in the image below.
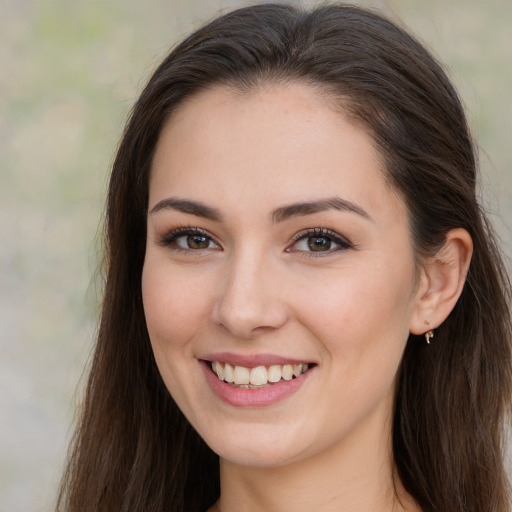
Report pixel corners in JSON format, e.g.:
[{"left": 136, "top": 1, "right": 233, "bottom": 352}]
[
  {"left": 200, "top": 360, "right": 314, "bottom": 408},
  {"left": 200, "top": 352, "right": 312, "bottom": 368}
]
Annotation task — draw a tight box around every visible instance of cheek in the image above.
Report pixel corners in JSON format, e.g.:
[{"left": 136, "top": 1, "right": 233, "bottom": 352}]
[
  {"left": 292, "top": 259, "right": 416, "bottom": 359},
  {"left": 141, "top": 257, "right": 215, "bottom": 415},
  {"left": 141, "top": 257, "right": 211, "bottom": 351},
  {"left": 298, "top": 265, "right": 415, "bottom": 427}
]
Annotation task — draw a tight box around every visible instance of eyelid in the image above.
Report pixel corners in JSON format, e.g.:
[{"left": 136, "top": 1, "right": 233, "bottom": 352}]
[
  {"left": 287, "top": 227, "right": 353, "bottom": 255},
  {"left": 157, "top": 226, "right": 221, "bottom": 251},
  {"left": 157, "top": 225, "right": 352, "bottom": 256}
]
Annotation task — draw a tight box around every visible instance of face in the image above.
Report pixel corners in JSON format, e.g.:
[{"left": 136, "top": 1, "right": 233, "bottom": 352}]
[{"left": 142, "top": 83, "right": 421, "bottom": 468}]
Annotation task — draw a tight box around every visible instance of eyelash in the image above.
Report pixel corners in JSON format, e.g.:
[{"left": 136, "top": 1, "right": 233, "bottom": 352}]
[
  {"left": 288, "top": 228, "right": 353, "bottom": 257},
  {"left": 157, "top": 226, "right": 220, "bottom": 253},
  {"left": 157, "top": 226, "right": 352, "bottom": 256}
]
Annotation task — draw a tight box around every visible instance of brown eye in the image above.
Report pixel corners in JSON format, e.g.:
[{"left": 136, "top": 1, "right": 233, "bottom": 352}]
[
  {"left": 287, "top": 228, "right": 352, "bottom": 256},
  {"left": 165, "top": 229, "right": 221, "bottom": 251},
  {"left": 187, "top": 235, "right": 211, "bottom": 249},
  {"left": 307, "top": 236, "right": 332, "bottom": 251}
]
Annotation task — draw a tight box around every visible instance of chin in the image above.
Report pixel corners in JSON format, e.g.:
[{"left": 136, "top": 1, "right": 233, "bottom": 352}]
[
  {"left": 195, "top": 420, "right": 313, "bottom": 468},
  {"left": 215, "top": 443, "right": 300, "bottom": 468}
]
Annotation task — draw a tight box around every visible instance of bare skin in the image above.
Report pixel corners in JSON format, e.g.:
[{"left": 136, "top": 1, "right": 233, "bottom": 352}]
[{"left": 144, "top": 83, "right": 471, "bottom": 512}]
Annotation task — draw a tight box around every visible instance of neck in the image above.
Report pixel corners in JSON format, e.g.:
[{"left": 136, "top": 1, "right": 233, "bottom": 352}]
[{"left": 211, "top": 404, "right": 420, "bottom": 512}]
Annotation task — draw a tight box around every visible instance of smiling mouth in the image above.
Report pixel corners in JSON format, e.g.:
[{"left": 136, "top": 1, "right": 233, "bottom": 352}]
[{"left": 209, "top": 361, "right": 312, "bottom": 388}]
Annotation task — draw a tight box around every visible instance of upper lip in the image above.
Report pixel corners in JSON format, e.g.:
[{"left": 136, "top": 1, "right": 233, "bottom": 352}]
[{"left": 200, "top": 352, "right": 315, "bottom": 368}]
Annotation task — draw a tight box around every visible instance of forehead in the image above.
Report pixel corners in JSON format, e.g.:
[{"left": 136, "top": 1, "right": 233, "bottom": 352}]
[{"left": 149, "top": 83, "right": 405, "bottom": 223}]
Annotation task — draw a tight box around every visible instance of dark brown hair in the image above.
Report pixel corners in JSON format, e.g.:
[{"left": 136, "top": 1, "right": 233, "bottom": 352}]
[{"left": 58, "top": 3, "right": 512, "bottom": 511}]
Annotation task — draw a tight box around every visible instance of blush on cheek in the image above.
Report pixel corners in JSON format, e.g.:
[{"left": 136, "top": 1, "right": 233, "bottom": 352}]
[{"left": 144, "top": 294, "right": 209, "bottom": 363}]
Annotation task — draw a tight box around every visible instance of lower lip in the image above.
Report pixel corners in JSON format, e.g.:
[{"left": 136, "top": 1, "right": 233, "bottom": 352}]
[{"left": 201, "top": 361, "right": 313, "bottom": 407}]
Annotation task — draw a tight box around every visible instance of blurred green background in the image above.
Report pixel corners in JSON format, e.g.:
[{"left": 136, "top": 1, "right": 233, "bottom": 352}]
[{"left": 0, "top": 0, "right": 510, "bottom": 510}]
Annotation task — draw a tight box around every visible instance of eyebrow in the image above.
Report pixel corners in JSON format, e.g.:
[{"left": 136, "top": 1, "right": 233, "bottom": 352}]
[
  {"left": 150, "top": 197, "right": 222, "bottom": 221},
  {"left": 271, "top": 197, "right": 371, "bottom": 223},
  {"left": 149, "top": 196, "right": 371, "bottom": 223}
]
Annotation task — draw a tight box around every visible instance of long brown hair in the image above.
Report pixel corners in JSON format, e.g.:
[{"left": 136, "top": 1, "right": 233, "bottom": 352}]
[{"left": 57, "top": 3, "right": 512, "bottom": 511}]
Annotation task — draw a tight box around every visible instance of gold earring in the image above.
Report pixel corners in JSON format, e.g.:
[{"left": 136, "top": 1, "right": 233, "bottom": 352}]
[{"left": 425, "top": 330, "right": 434, "bottom": 344}]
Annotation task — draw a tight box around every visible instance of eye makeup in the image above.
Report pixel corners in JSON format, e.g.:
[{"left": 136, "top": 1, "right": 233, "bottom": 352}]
[
  {"left": 156, "top": 224, "right": 353, "bottom": 259},
  {"left": 157, "top": 226, "right": 221, "bottom": 253},
  {"left": 287, "top": 227, "right": 353, "bottom": 256}
]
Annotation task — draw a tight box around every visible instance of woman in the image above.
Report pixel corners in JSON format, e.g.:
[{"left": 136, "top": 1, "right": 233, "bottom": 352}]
[{"left": 57, "top": 3, "right": 512, "bottom": 512}]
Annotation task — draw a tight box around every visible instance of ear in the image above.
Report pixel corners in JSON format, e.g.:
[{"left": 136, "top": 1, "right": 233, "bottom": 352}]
[{"left": 409, "top": 228, "right": 473, "bottom": 336}]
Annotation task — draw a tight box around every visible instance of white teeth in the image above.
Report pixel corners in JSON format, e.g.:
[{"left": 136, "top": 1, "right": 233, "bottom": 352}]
[
  {"left": 282, "top": 364, "right": 293, "bottom": 381},
  {"left": 233, "top": 365, "right": 250, "bottom": 385},
  {"left": 293, "top": 364, "right": 303, "bottom": 377},
  {"left": 267, "top": 365, "right": 282, "bottom": 383},
  {"left": 224, "top": 363, "right": 234, "bottom": 383},
  {"left": 212, "top": 361, "right": 310, "bottom": 386},
  {"left": 213, "top": 361, "right": 224, "bottom": 380},
  {"left": 249, "top": 366, "right": 268, "bottom": 385}
]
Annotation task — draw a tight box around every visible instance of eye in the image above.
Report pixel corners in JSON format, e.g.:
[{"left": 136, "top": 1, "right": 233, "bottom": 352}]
[
  {"left": 287, "top": 228, "right": 352, "bottom": 255},
  {"left": 159, "top": 227, "right": 220, "bottom": 252},
  {"left": 176, "top": 233, "right": 217, "bottom": 250},
  {"left": 298, "top": 235, "right": 335, "bottom": 252}
]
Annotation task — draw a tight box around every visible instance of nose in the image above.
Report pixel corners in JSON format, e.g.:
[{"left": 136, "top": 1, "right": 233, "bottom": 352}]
[{"left": 211, "top": 249, "right": 288, "bottom": 339}]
